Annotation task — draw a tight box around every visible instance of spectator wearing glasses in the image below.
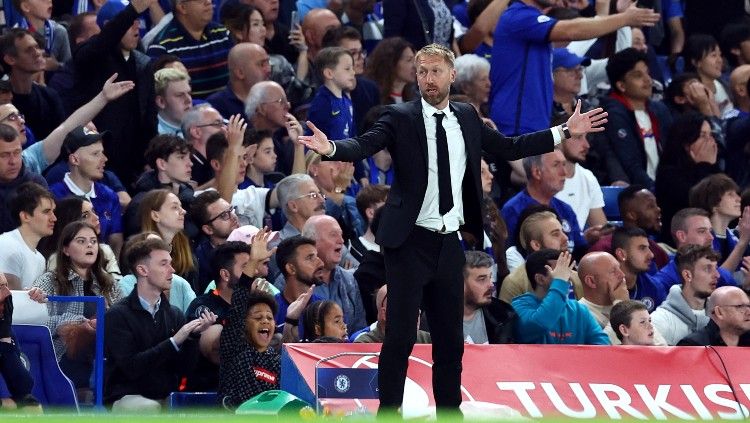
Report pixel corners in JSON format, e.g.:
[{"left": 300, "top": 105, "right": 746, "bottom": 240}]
[
  {"left": 190, "top": 191, "right": 240, "bottom": 293},
  {"left": 182, "top": 104, "right": 227, "bottom": 187},
  {"left": 678, "top": 286, "right": 750, "bottom": 346}
]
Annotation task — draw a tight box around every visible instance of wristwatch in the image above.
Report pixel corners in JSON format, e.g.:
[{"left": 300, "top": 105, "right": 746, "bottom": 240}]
[{"left": 561, "top": 123, "right": 571, "bottom": 139}]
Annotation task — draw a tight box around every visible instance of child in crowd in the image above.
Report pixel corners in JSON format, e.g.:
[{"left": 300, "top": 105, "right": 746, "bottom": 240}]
[
  {"left": 306, "top": 47, "right": 357, "bottom": 140},
  {"left": 610, "top": 300, "right": 656, "bottom": 346},
  {"left": 13, "top": 0, "right": 70, "bottom": 71},
  {"left": 302, "top": 300, "right": 348, "bottom": 343},
  {"left": 243, "top": 129, "right": 279, "bottom": 189}
]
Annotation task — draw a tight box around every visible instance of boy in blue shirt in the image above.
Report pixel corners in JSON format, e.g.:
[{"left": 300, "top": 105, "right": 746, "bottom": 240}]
[
  {"left": 513, "top": 249, "right": 610, "bottom": 345},
  {"left": 306, "top": 47, "right": 356, "bottom": 141}
]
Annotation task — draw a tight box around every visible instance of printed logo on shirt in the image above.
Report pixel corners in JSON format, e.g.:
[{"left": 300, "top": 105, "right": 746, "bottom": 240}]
[
  {"left": 332, "top": 110, "right": 341, "bottom": 116},
  {"left": 253, "top": 367, "right": 277, "bottom": 384},
  {"left": 617, "top": 128, "right": 628, "bottom": 139},
  {"left": 640, "top": 296, "right": 655, "bottom": 312},
  {"left": 537, "top": 15, "right": 551, "bottom": 23}
]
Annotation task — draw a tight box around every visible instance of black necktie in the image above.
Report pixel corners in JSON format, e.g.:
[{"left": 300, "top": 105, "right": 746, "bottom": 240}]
[{"left": 433, "top": 112, "right": 453, "bottom": 215}]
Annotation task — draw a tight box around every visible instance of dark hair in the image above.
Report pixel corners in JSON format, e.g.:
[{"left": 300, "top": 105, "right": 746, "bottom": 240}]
[
  {"left": 220, "top": 2, "right": 260, "bottom": 42},
  {"left": 124, "top": 236, "right": 171, "bottom": 276},
  {"left": 617, "top": 185, "right": 648, "bottom": 216},
  {"left": 670, "top": 207, "right": 711, "bottom": 243},
  {"left": 684, "top": 33, "right": 720, "bottom": 73},
  {"left": 10, "top": 182, "right": 54, "bottom": 228},
  {"left": 54, "top": 221, "right": 116, "bottom": 302},
  {"left": 742, "top": 187, "right": 750, "bottom": 212},
  {"left": 365, "top": 37, "right": 416, "bottom": 105},
  {"left": 38, "top": 196, "right": 89, "bottom": 258},
  {"left": 355, "top": 184, "right": 389, "bottom": 224},
  {"left": 611, "top": 226, "right": 648, "bottom": 252},
  {"left": 664, "top": 72, "right": 701, "bottom": 112},
  {"left": 245, "top": 290, "right": 278, "bottom": 321},
  {"left": 315, "top": 46, "right": 351, "bottom": 82},
  {"left": 144, "top": 134, "right": 191, "bottom": 170},
  {"left": 322, "top": 26, "right": 362, "bottom": 49},
  {"left": 206, "top": 132, "right": 229, "bottom": 163},
  {"left": 525, "top": 249, "right": 561, "bottom": 290},
  {"left": 720, "top": 23, "right": 750, "bottom": 68},
  {"left": 301, "top": 300, "right": 338, "bottom": 342},
  {"left": 610, "top": 300, "right": 648, "bottom": 341},
  {"left": 0, "top": 123, "right": 19, "bottom": 142},
  {"left": 605, "top": 48, "right": 649, "bottom": 94},
  {"left": 275, "top": 235, "right": 317, "bottom": 278},
  {"left": 370, "top": 205, "right": 383, "bottom": 236},
  {"left": 661, "top": 112, "right": 710, "bottom": 166},
  {"left": 0, "top": 29, "right": 32, "bottom": 68},
  {"left": 688, "top": 173, "right": 739, "bottom": 216},
  {"left": 211, "top": 241, "right": 251, "bottom": 288},
  {"left": 675, "top": 244, "right": 720, "bottom": 276},
  {"left": 67, "top": 12, "right": 97, "bottom": 48},
  {"left": 245, "top": 128, "right": 272, "bottom": 148},
  {"left": 190, "top": 190, "right": 222, "bottom": 228},
  {"left": 151, "top": 54, "right": 183, "bottom": 73}
]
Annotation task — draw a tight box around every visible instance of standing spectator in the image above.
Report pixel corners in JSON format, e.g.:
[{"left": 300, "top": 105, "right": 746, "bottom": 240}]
[
  {"left": 551, "top": 48, "right": 591, "bottom": 119},
  {"left": 0, "top": 29, "right": 65, "bottom": 140},
  {"left": 154, "top": 68, "right": 193, "bottom": 136},
  {"left": 364, "top": 37, "right": 417, "bottom": 105},
  {"left": 306, "top": 47, "right": 356, "bottom": 144},
  {"left": 207, "top": 43, "right": 271, "bottom": 120},
  {"left": 0, "top": 182, "right": 54, "bottom": 289},
  {"left": 73, "top": 0, "right": 155, "bottom": 188},
  {"left": 383, "top": 0, "right": 454, "bottom": 50},
  {"left": 182, "top": 104, "right": 226, "bottom": 186},
  {"left": 601, "top": 48, "right": 672, "bottom": 189},
  {"left": 300, "top": 8, "right": 341, "bottom": 79},
  {"left": 104, "top": 236, "right": 216, "bottom": 410},
  {"left": 12, "top": 0, "right": 71, "bottom": 72},
  {"left": 684, "top": 34, "right": 733, "bottom": 117},
  {"left": 677, "top": 286, "right": 750, "bottom": 346},
  {"left": 147, "top": 0, "right": 233, "bottom": 98}
]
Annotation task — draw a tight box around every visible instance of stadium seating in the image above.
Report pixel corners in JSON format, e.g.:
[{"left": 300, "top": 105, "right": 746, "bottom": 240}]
[
  {"left": 601, "top": 186, "right": 624, "bottom": 222},
  {"left": 167, "top": 391, "right": 219, "bottom": 409}
]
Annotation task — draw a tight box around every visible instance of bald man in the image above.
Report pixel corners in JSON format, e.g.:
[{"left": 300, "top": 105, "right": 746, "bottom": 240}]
[
  {"left": 206, "top": 43, "right": 271, "bottom": 120},
  {"left": 355, "top": 284, "right": 432, "bottom": 343},
  {"left": 678, "top": 286, "right": 750, "bottom": 346},
  {"left": 302, "top": 9, "right": 342, "bottom": 59},
  {"left": 727, "top": 65, "right": 750, "bottom": 119}
]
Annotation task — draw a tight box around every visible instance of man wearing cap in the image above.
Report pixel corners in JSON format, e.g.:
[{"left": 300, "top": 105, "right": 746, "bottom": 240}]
[
  {"left": 552, "top": 48, "right": 592, "bottom": 120},
  {"left": 72, "top": 0, "right": 156, "bottom": 187},
  {"left": 49, "top": 126, "right": 124, "bottom": 256}
]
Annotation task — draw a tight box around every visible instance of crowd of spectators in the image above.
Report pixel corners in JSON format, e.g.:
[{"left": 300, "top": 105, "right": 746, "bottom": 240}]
[{"left": 2, "top": 0, "right": 750, "bottom": 413}]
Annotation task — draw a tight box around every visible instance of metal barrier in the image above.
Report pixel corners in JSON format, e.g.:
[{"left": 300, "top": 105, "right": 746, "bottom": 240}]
[{"left": 47, "top": 295, "right": 106, "bottom": 410}]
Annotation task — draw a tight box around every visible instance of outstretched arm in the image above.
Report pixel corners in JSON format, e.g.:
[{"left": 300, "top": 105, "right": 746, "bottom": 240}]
[
  {"left": 298, "top": 112, "right": 395, "bottom": 162},
  {"left": 41, "top": 74, "right": 135, "bottom": 164}
]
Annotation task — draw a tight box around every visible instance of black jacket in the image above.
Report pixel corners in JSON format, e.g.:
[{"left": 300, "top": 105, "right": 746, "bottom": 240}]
[
  {"left": 123, "top": 170, "right": 196, "bottom": 238},
  {"left": 677, "top": 320, "right": 750, "bottom": 346},
  {"left": 482, "top": 298, "right": 517, "bottom": 344},
  {"left": 104, "top": 288, "right": 198, "bottom": 404}
]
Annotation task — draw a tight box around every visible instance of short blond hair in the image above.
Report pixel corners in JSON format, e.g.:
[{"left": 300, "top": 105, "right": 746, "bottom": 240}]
[
  {"left": 414, "top": 43, "right": 455, "bottom": 68},
  {"left": 519, "top": 211, "right": 559, "bottom": 250},
  {"left": 154, "top": 68, "right": 190, "bottom": 97}
]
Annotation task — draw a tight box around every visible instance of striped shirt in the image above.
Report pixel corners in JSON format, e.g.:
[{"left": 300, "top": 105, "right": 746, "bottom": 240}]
[{"left": 147, "top": 19, "right": 233, "bottom": 98}]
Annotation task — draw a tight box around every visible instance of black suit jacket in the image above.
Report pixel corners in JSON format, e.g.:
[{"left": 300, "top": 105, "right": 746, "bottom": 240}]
[{"left": 329, "top": 100, "right": 554, "bottom": 249}]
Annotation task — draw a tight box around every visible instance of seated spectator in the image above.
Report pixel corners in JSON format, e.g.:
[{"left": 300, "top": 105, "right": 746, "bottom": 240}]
[
  {"left": 612, "top": 227, "right": 667, "bottom": 310},
  {"left": 365, "top": 37, "right": 417, "bottom": 105},
  {"left": 725, "top": 65, "right": 750, "bottom": 120},
  {"left": 678, "top": 286, "right": 750, "bottom": 346},
  {"left": 655, "top": 112, "right": 720, "bottom": 242},
  {"left": 609, "top": 300, "right": 656, "bottom": 346},
  {"left": 190, "top": 191, "right": 240, "bottom": 292},
  {"left": 383, "top": 0, "right": 453, "bottom": 50},
  {"left": 720, "top": 23, "right": 750, "bottom": 72},
  {"left": 49, "top": 127, "right": 124, "bottom": 256},
  {"left": 251, "top": 0, "right": 299, "bottom": 65},
  {"left": 273, "top": 236, "right": 323, "bottom": 334},
  {"left": 32, "top": 221, "right": 122, "bottom": 393},
  {"left": 104, "top": 236, "right": 216, "bottom": 411},
  {"left": 306, "top": 153, "right": 364, "bottom": 241},
  {"left": 588, "top": 185, "right": 669, "bottom": 271},
  {"left": 0, "top": 182, "right": 54, "bottom": 289},
  {"left": 14, "top": 0, "right": 71, "bottom": 72},
  {"left": 351, "top": 206, "right": 385, "bottom": 324},
  {"left": 463, "top": 251, "right": 515, "bottom": 344},
  {"left": 300, "top": 300, "right": 348, "bottom": 342},
  {"left": 0, "top": 29, "right": 65, "bottom": 139},
  {"left": 244, "top": 129, "right": 279, "bottom": 189},
  {"left": 146, "top": 0, "right": 233, "bottom": 98},
  {"left": 182, "top": 104, "right": 226, "bottom": 187},
  {"left": 206, "top": 42, "right": 271, "bottom": 121},
  {"left": 664, "top": 72, "right": 723, "bottom": 123},
  {"left": 601, "top": 48, "right": 672, "bottom": 188},
  {"left": 512, "top": 249, "right": 609, "bottom": 345},
  {"left": 154, "top": 68, "right": 193, "bottom": 135},
  {"left": 684, "top": 33, "right": 733, "bottom": 116},
  {"left": 453, "top": 54, "right": 491, "bottom": 119},
  {"left": 117, "top": 232, "right": 196, "bottom": 313},
  {"left": 300, "top": 215, "right": 366, "bottom": 332},
  {"left": 652, "top": 208, "right": 740, "bottom": 290},
  {"left": 689, "top": 174, "right": 747, "bottom": 266},
  {"left": 355, "top": 284, "right": 431, "bottom": 344},
  {"left": 40, "top": 197, "right": 121, "bottom": 281},
  {"left": 124, "top": 134, "right": 195, "bottom": 238},
  {"left": 138, "top": 189, "right": 197, "bottom": 292},
  {"left": 501, "top": 150, "right": 589, "bottom": 252},
  {"left": 350, "top": 184, "right": 387, "bottom": 263},
  {"left": 298, "top": 8, "right": 341, "bottom": 90},
  {"left": 185, "top": 241, "right": 251, "bottom": 391},
  {"left": 475, "top": 157, "right": 509, "bottom": 282},
  {"left": 504, "top": 207, "right": 568, "bottom": 274},
  {"left": 651, "top": 245, "right": 719, "bottom": 345},
  {"left": 0, "top": 273, "right": 42, "bottom": 409}
]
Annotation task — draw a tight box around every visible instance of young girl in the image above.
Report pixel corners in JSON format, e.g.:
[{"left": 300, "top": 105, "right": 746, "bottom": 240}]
[{"left": 302, "top": 300, "right": 348, "bottom": 342}]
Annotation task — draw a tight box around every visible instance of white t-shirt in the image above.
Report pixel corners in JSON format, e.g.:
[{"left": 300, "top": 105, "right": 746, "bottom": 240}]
[
  {"left": 555, "top": 163, "right": 605, "bottom": 229},
  {"left": 634, "top": 110, "right": 659, "bottom": 181},
  {"left": 0, "top": 229, "right": 45, "bottom": 288},
  {"left": 714, "top": 80, "right": 734, "bottom": 118}
]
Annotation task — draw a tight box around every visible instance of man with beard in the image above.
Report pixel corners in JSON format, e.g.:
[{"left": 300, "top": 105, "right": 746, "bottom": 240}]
[
  {"left": 462, "top": 251, "right": 515, "bottom": 344},
  {"left": 588, "top": 185, "right": 669, "bottom": 270},
  {"left": 612, "top": 227, "right": 666, "bottom": 311},
  {"left": 273, "top": 236, "right": 324, "bottom": 340},
  {"left": 651, "top": 245, "right": 720, "bottom": 345},
  {"left": 678, "top": 286, "right": 750, "bottom": 346},
  {"left": 298, "top": 43, "right": 608, "bottom": 414},
  {"left": 190, "top": 191, "right": 240, "bottom": 293}
]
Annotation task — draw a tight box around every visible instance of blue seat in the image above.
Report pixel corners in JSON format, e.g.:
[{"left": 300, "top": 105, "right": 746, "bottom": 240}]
[
  {"left": 168, "top": 391, "right": 218, "bottom": 409},
  {"left": 0, "top": 325, "right": 78, "bottom": 409},
  {"left": 601, "top": 186, "right": 625, "bottom": 221}
]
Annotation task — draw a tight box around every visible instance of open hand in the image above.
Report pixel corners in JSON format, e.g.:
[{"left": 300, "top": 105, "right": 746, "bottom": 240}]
[
  {"left": 102, "top": 73, "right": 135, "bottom": 102},
  {"left": 286, "top": 285, "right": 315, "bottom": 321},
  {"left": 566, "top": 100, "right": 608, "bottom": 137},
  {"left": 623, "top": 2, "right": 661, "bottom": 27},
  {"left": 546, "top": 251, "right": 576, "bottom": 282},
  {"left": 298, "top": 121, "right": 333, "bottom": 155}
]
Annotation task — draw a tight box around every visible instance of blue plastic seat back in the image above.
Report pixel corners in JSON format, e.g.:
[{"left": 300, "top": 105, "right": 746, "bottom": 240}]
[{"left": 167, "top": 391, "right": 219, "bottom": 409}]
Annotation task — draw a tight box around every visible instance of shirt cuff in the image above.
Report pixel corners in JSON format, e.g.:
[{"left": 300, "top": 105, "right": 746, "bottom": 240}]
[
  {"left": 325, "top": 141, "right": 336, "bottom": 158},
  {"left": 169, "top": 337, "right": 180, "bottom": 351},
  {"left": 551, "top": 126, "right": 562, "bottom": 146}
]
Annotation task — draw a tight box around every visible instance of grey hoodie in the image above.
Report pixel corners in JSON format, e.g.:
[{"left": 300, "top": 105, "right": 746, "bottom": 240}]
[{"left": 652, "top": 284, "right": 710, "bottom": 345}]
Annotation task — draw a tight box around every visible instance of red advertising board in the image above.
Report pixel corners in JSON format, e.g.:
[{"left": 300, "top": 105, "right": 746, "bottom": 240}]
[{"left": 282, "top": 343, "right": 750, "bottom": 419}]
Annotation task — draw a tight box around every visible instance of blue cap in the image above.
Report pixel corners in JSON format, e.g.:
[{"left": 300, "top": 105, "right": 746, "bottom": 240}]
[
  {"left": 552, "top": 48, "right": 591, "bottom": 70},
  {"left": 97, "top": 0, "right": 129, "bottom": 29}
]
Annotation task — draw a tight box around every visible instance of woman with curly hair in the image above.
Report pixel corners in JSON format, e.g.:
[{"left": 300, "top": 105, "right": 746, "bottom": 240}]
[
  {"left": 365, "top": 37, "right": 418, "bottom": 105},
  {"left": 32, "top": 221, "right": 122, "bottom": 392}
]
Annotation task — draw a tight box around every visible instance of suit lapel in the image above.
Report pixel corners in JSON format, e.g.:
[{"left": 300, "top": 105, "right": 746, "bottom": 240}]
[{"left": 411, "top": 100, "right": 429, "bottom": 169}]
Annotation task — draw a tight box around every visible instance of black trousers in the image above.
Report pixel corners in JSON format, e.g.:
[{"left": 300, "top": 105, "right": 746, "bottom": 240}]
[
  {"left": 378, "top": 226, "right": 465, "bottom": 410},
  {"left": 0, "top": 340, "right": 34, "bottom": 402}
]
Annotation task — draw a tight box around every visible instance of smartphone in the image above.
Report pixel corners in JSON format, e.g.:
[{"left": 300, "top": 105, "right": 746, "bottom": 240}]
[
  {"left": 291, "top": 11, "right": 300, "bottom": 27},
  {"left": 636, "top": 0, "right": 654, "bottom": 8}
]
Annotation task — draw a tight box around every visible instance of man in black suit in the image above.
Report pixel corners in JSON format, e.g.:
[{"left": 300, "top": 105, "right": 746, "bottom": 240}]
[{"left": 299, "top": 43, "right": 607, "bottom": 414}]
